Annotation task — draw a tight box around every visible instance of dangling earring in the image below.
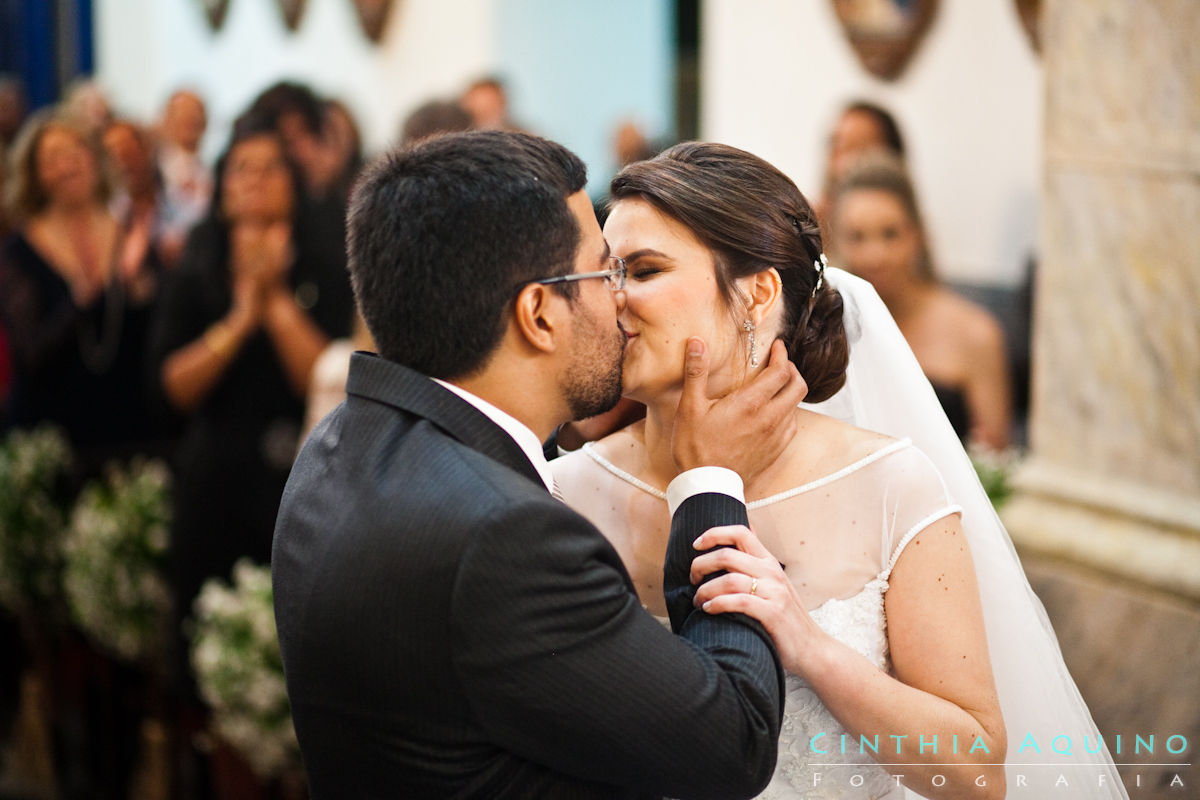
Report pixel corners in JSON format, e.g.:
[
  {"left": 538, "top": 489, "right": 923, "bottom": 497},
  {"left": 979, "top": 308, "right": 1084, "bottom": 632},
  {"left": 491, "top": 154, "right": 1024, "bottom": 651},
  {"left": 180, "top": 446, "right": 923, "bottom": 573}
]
[{"left": 743, "top": 319, "right": 759, "bottom": 368}]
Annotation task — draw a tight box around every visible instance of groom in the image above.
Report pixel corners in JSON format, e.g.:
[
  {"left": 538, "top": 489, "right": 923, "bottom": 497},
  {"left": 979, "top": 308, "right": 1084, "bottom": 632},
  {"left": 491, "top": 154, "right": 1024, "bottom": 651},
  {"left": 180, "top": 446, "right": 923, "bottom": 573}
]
[{"left": 272, "top": 130, "right": 806, "bottom": 798}]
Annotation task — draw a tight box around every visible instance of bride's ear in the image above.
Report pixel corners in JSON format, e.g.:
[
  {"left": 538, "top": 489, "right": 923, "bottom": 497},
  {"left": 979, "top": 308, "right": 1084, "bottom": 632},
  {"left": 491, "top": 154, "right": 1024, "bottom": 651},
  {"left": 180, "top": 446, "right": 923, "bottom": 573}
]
[{"left": 743, "top": 268, "right": 783, "bottom": 326}]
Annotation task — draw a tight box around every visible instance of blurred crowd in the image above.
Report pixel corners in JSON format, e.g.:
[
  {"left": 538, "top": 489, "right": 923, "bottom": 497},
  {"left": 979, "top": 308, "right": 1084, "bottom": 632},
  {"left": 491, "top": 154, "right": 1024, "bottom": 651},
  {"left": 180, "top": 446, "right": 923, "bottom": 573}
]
[{"left": 0, "top": 73, "right": 1026, "bottom": 799}]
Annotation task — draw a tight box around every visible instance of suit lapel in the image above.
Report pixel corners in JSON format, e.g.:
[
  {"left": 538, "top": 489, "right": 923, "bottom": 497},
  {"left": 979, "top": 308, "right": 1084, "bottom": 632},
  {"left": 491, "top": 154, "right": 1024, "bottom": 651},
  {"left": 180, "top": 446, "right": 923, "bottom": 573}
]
[{"left": 345, "top": 352, "right": 545, "bottom": 488}]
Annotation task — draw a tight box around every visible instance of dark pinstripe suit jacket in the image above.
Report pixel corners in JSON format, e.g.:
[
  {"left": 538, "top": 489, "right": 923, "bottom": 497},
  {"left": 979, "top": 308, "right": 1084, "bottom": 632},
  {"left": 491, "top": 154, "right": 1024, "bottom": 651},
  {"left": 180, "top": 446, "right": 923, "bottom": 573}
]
[{"left": 272, "top": 353, "right": 784, "bottom": 799}]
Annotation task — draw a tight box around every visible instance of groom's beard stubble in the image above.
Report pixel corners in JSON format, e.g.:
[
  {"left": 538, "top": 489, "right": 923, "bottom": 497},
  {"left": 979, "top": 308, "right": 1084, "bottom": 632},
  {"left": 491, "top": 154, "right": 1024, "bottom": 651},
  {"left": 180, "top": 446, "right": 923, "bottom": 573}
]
[{"left": 562, "top": 310, "right": 626, "bottom": 422}]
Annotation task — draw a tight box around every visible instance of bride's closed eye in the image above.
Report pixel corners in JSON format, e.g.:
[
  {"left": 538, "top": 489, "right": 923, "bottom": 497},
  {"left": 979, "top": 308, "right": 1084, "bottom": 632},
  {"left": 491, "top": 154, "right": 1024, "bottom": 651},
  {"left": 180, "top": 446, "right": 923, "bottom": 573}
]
[{"left": 629, "top": 266, "right": 663, "bottom": 281}]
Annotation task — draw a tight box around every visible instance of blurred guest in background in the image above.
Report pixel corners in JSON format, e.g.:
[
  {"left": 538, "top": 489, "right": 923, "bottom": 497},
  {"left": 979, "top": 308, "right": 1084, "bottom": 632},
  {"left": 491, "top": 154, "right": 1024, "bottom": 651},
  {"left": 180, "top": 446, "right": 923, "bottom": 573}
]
[
  {"left": 1, "top": 110, "right": 167, "bottom": 796},
  {"left": 247, "top": 81, "right": 352, "bottom": 281},
  {"left": 248, "top": 81, "right": 335, "bottom": 204},
  {"left": 0, "top": 75, "right": 28, "bottom": 155},
  {"left": 149, "top": 114, "right": 353, "bottom": 684},
  {"left": 0, "top": 77, "right": 27, "bottom": 415},
  {"left": 156, "top": 89, "right": 212, "bottom": 253},
  {"left": 62, "top": 78, "right": 114, "bottom": 139},
  {"left": 1, "top": 110, "right": 164, "bottom": 471},
  {"left": 612, "top": 119, "right": 658, "bottom": 170},
  {"left": 817, "top": 100, "right": 905, "bottom": 225},
  {"left": 398, "top": 97, "right": 473, "bottom": 145},
  {"left": 593, "top": 118, "right": 661, "bottom": 225},
  {"left": 459, "top": 76, "right": 519, "bottom": 131},
  {"left": 103, "top": 119, "right": 182, "bottom": 273},
  {"left": 829, "top": 155, "right": 1012, "bottom": 451},
  {"left": 315, "top": 97, "right": 365, "bottom": 204}
]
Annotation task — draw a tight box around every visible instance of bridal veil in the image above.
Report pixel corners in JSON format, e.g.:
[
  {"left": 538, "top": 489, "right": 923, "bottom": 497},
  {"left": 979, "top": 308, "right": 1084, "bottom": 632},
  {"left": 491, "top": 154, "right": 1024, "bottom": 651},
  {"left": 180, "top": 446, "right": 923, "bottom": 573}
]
[{"left": 809, "top": 268, "right": 1128, "bottom": 799}]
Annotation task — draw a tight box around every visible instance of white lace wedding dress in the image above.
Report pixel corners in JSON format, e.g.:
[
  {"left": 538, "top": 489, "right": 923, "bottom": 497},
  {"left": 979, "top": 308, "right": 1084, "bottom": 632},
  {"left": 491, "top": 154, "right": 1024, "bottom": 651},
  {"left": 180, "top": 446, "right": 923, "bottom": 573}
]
[{"left": 553, "top": 436, "right": 958, "bottom": 800}]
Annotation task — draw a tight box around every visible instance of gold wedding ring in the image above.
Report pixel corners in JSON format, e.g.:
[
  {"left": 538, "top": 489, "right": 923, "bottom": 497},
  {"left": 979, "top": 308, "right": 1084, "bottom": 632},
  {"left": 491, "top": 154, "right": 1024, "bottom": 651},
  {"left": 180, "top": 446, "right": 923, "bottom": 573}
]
[{"left": 749, "top": 577, "right": 759, "bottom": 596}]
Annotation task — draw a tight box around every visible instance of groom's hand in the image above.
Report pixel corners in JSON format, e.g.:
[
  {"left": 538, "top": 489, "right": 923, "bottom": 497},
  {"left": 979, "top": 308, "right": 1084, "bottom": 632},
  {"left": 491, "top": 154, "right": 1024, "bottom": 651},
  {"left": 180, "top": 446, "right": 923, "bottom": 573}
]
[{"left": 673, "top": 337, "right": 807, "bottom": 481}]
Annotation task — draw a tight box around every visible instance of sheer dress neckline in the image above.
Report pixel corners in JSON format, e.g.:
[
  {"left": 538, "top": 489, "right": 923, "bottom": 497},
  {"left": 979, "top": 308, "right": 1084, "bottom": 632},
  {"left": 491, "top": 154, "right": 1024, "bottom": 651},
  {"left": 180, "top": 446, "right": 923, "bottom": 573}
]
[{"left": 580, "top": 437, "right": 913, "bottom": 509}]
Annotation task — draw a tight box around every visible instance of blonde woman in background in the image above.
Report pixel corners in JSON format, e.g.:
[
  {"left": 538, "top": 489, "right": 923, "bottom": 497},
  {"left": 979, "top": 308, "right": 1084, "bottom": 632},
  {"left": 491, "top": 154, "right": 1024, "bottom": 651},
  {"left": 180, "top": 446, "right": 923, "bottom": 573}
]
[{"left": 1, "top": 110, "right": 164, "bottom": 469}]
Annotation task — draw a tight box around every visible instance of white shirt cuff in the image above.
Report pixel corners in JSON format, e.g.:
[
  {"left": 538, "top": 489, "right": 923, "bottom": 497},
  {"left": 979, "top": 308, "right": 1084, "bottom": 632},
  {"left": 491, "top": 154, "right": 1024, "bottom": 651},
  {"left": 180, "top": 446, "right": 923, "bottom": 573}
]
[{"left": 666, "top": 467, "right": 745, "bottom": 517}]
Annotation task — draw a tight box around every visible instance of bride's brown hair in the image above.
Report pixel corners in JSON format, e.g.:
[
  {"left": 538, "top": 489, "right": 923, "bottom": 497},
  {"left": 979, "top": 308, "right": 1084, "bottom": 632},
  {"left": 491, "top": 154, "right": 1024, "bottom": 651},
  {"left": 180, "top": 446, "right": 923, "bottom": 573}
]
[{"left": 610, "top": 141, "right": 849, "bottom": 402}]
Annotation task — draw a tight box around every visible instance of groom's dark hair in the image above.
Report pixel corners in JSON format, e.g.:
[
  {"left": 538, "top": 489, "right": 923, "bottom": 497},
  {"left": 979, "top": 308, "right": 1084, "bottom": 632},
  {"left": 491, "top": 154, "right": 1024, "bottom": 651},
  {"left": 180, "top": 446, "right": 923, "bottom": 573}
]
[{"left": 347, "top": 130, "right": 587, "bottom": 379}]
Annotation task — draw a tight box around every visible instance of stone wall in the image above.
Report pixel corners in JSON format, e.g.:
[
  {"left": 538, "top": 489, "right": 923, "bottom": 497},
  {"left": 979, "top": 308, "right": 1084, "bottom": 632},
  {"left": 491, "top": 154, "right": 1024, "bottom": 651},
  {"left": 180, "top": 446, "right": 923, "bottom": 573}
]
[
  {"left": 1004, "top": 0, "right": 1199, "bottom": 588},
  {"left": 1003, "top": 1, "right": 1199, "bottom": 796}
]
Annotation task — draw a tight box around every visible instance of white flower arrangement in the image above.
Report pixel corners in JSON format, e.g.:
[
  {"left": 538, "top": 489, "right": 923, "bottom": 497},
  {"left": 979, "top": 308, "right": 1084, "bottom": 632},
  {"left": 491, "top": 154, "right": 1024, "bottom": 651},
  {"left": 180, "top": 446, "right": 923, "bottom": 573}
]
[
  {"left": 63, "top": 458, "right": 173, "bottom": 663},
  {"left": 0, "top": 426, "right": 72, "bottom": 613},
  {"left": 190, "top": 559, "right": 299, "bottom": 780}
]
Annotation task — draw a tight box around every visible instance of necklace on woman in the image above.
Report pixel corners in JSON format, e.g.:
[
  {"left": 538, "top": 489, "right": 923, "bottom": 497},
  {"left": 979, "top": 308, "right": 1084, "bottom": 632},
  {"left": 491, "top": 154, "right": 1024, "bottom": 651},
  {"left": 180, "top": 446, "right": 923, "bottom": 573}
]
[{"left": 75, "top": 233, "right": 126, "bottom": 375}]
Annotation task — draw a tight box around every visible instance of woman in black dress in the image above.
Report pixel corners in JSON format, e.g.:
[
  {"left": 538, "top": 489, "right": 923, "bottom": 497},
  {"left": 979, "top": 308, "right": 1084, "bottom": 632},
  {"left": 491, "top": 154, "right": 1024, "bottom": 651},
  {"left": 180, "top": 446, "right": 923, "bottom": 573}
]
[
  {"left": 1, "top": 107, "right": 173, "bottom": 800},
  {"left": 1, "top": 109, "right": 164, "bottom": 471},
  {"left": 149, "top": 114, "right": 352, "bottom": 641}
]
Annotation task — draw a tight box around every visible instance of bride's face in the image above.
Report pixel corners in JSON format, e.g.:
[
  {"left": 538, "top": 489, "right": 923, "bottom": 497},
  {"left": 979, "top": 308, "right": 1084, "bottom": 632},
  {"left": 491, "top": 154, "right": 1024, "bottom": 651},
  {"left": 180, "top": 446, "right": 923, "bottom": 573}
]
[{"left": 604, "top": 196, "right": 746, "bottom": 404}]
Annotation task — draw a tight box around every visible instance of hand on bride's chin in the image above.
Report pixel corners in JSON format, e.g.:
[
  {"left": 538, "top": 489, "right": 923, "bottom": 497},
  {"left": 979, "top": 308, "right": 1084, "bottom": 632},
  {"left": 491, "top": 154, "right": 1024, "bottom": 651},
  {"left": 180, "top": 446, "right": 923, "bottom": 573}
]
[{"left": 671, "top": 338, "right": 807, "bottom": 479}]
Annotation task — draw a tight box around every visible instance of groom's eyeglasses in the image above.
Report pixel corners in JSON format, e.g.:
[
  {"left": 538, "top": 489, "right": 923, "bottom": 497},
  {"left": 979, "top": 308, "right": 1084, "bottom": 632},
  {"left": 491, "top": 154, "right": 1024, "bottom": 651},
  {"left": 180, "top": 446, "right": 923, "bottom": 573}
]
[{"left": 532, "top": 256, "right": 626, "bottom": 292}]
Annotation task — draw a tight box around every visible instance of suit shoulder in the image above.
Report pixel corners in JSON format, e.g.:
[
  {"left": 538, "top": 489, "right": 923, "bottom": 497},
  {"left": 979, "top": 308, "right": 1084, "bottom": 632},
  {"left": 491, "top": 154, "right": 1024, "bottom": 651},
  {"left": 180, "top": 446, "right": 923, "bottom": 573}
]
[
  {"left": 419, "top": 425, "right": 555, "bottom": 510},
  {"left": 365, "top": 415, "right": 577, "bottom": 538}
]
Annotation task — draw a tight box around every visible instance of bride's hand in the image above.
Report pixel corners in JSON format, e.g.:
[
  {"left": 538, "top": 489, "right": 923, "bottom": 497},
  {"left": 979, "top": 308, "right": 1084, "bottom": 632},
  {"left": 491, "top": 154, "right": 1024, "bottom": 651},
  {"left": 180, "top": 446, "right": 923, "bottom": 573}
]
[{"left": 690, "top": 525, "right": 828, "bottom": 676}]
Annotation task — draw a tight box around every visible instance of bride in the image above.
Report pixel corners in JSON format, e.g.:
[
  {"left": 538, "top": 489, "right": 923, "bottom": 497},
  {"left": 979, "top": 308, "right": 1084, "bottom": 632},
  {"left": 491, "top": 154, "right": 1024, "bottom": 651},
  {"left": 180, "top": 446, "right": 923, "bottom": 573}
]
[{"left": 551, "top": 142, "right": 1126, "bottom": 799}]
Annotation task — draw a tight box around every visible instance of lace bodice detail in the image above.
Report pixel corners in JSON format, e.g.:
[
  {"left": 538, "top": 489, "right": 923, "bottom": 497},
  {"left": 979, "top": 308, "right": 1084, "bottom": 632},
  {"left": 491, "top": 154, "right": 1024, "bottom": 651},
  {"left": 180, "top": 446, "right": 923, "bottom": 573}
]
[
  {"left": 764, "top": 579, "right": 899, "bottom": 799},
  {"left": 553, "top": 437, "right": 960, "bottom": 799}
]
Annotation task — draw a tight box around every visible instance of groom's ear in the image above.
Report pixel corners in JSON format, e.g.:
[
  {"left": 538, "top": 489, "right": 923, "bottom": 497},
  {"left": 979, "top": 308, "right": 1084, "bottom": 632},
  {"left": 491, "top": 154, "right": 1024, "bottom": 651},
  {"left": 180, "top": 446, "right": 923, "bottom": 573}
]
[
  {"left": 744, "top": 268, "right": 783, "bottom": 326},
  {"left": 511, "top": 282, "right": 562, "bottom": 355}
]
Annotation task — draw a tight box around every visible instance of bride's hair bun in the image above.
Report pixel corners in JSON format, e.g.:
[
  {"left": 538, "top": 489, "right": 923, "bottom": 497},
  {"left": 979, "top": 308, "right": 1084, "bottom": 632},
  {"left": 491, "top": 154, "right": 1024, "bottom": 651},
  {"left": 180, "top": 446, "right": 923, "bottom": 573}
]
[{"left": 789, "top": 284, "right": 848, "bottom": 403}]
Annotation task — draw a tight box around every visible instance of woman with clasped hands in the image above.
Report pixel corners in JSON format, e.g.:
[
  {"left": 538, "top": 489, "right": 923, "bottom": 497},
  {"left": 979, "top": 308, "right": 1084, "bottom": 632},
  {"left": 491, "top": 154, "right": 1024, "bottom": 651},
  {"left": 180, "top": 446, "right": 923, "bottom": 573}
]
[
  {"left": 156, "top": 124, "right": 334, "bottom": 414},
  {"left": 150, "top": 114, "right": 352, "bottom": 694}
]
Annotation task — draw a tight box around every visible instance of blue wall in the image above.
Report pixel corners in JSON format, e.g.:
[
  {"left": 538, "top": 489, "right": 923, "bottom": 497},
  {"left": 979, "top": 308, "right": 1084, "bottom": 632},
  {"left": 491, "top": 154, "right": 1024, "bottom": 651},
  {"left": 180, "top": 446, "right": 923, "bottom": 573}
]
[
  {"left": 494, "top": 0, "right": 674, "bottom": 197},
  {"left": 0, "top": 0, "right": 94, "bottom": 111}
]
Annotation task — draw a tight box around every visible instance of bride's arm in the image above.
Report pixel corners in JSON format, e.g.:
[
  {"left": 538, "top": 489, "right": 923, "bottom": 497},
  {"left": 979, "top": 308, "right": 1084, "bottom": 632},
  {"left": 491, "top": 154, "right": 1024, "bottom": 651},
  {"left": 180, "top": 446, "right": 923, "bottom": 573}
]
[{"left": 691, "top": 520, "right": 1006, "bottom": 800}]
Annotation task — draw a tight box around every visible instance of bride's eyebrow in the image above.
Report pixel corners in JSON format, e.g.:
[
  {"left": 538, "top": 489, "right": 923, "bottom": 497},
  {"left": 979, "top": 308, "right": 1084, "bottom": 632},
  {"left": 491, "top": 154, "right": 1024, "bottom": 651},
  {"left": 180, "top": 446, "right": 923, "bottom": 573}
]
[{"left": 623, "top": 248, "right": 673, "bottom": 264}]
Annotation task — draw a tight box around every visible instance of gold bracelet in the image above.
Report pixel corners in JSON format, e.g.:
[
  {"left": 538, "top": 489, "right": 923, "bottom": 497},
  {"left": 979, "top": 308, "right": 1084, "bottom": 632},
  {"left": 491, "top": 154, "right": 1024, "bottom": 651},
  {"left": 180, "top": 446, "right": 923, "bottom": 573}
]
[{"left": 204, "top": 323, "right": 237, "bottom": 357}]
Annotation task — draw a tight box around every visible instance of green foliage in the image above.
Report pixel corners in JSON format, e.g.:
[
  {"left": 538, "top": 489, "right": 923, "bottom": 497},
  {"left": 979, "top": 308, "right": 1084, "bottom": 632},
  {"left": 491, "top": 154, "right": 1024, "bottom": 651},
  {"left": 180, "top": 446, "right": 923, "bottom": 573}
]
[{"left": 0, "top": 426, "right": 73, "bottom": 613}]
